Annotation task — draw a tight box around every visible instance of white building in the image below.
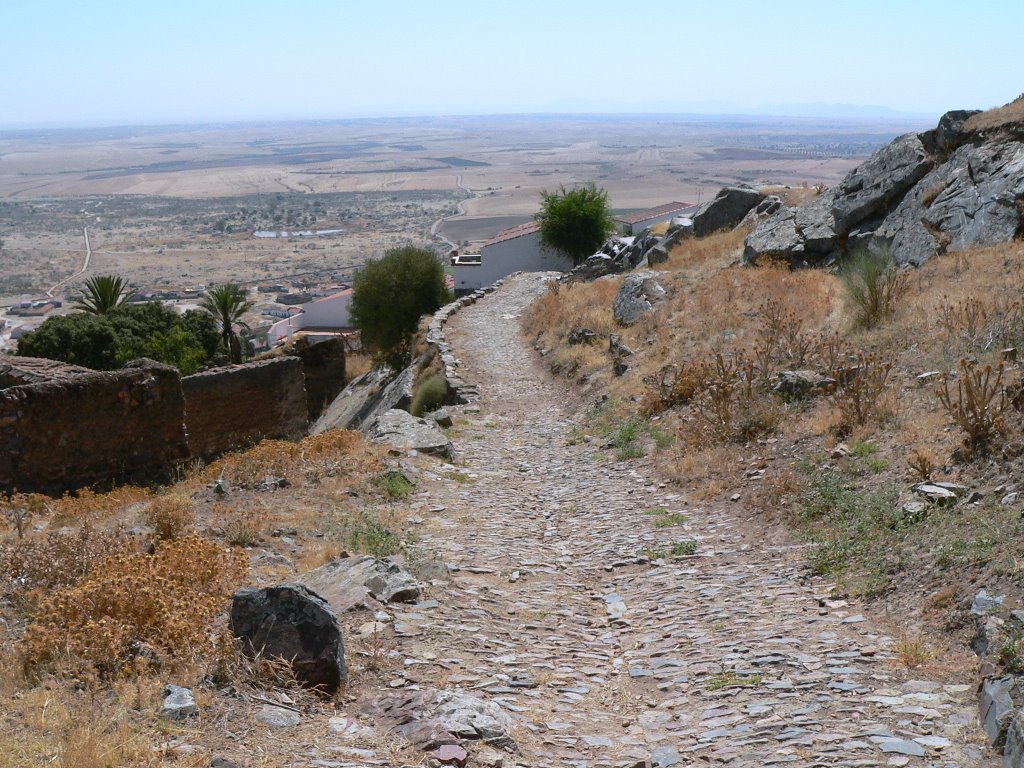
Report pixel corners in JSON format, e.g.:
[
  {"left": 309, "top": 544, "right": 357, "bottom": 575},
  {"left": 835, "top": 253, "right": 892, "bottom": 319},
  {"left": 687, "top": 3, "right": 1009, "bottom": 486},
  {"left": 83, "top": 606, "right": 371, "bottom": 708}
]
[
  {"left": 614, "top": 201, "right": 698, "bottom": 235},
  {"left": 267, "top": 289, "right": 354, "bottom": 347},
  {"left": 452, "top": 221, "right": 574, "bottom": 293}
]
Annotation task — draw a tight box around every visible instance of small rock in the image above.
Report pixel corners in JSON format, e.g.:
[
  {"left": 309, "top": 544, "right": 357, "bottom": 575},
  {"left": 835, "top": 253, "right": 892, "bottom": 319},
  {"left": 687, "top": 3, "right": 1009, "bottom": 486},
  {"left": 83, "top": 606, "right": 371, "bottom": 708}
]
[
  {"left": 913, "top": 483, "right": 958, "bottom": 504},
  {"left": 972, "top": 589, "right": 1004, "bottom": 615},
  {"left": 432, "top": 744, "right": 468, "bottom": 766},
  {"left": 651, "top": 745, "right": 681, "bottom": 767},
  {"left": 256, "top": 704, "right": 300, "bottom": 728},
  {"left": 161, "top": 685, "right": 198, "bottom": 720},
  {"left": 877, "top": 738, "right": 925, "bottom": 757}
]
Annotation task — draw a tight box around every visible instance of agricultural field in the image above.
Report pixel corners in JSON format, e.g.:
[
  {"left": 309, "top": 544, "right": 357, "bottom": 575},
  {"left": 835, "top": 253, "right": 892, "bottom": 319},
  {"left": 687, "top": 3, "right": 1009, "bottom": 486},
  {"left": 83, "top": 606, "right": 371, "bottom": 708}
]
[{"left": 0, "top": 113, "right": 928, "bottom": 300}]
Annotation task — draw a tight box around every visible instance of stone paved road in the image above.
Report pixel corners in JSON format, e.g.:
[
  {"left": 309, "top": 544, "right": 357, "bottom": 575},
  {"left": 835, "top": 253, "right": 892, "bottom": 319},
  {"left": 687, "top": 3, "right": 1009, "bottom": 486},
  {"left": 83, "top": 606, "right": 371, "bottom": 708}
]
[{"left": 397, "top": 273, "right": 993, "bottom": 767}]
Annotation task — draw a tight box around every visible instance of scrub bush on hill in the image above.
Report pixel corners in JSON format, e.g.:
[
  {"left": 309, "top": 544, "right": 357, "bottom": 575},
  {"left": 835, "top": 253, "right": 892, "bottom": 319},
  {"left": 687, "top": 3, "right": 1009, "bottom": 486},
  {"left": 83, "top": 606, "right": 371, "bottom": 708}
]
[{"left": 350, "top": 246, "right": 452, "bottom": 357}]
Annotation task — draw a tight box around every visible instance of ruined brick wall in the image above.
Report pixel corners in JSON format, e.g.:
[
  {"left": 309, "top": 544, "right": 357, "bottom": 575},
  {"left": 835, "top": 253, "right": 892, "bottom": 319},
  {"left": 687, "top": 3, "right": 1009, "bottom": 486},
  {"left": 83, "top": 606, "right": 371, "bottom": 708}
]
[
  {"left": 182, "top": 357, "right": 308, "bottom": 460},
  {"left": 262, "top": 337, "right": 346, "bottom": 421},
  {"left": 0, "top": 359, "right": 189, "bottom": 493}
]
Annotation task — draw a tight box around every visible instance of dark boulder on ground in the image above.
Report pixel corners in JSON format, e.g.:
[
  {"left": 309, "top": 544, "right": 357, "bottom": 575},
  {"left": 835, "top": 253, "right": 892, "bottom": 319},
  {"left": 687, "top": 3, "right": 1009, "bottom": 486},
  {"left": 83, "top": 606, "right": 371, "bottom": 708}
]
[{"left": 230, "top": 584, "right": 347, "bottom": 693}]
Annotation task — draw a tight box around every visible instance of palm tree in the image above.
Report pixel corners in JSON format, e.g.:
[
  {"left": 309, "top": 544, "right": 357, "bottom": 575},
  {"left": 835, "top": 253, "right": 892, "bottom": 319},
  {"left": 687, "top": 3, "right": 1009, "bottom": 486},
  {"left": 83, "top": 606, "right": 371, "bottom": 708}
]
[
  {"left": 200, "top": 284, "right": 253, "bottom": 364},
  {"left": 75, "top": 274, "right": 134, "bottom": 314}
]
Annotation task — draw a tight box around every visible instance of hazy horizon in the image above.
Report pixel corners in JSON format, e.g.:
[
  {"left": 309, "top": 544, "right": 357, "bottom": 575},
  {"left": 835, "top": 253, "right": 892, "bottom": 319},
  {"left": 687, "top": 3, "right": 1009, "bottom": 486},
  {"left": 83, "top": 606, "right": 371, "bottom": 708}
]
[{"left": 2, "top": 0, "right": 1021, "bottom": 130}]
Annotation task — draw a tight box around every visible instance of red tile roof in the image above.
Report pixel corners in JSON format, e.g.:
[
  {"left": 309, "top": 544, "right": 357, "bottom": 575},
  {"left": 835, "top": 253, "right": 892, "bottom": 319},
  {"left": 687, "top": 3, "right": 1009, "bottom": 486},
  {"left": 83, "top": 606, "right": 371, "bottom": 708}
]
[
  {"left": 614, "top": 201, "right": 697, "bottom": 225},
  {"left": 482, "top": 220, "right": 541, "bottom": 247}
]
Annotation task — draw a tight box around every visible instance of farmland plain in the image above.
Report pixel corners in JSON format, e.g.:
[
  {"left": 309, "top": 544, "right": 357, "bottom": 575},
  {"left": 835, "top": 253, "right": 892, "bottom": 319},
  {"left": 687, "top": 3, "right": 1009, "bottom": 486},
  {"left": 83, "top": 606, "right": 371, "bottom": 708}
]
[{"left": 0, "top": 112, "right": 930, "bottom": 296}]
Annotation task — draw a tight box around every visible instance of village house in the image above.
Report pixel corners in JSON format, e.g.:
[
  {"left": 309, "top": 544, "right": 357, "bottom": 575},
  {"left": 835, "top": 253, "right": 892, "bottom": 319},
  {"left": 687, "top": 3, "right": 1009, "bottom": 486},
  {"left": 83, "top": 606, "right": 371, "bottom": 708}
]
[
  {"left": 452, "top": 221, "right": 574, "bottom": 294},
  {"left": 613, "top": 201, "right": 698, "bottom": 235},
  {"left": 267, "top": 288, "right": 355, "bottom": 347}
]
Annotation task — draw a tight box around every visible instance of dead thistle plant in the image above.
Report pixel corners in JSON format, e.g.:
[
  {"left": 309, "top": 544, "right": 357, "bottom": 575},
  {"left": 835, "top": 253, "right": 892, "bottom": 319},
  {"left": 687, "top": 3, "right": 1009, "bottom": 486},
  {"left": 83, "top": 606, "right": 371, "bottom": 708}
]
[{"left": 936, "top": 359, "right": 1006, "bottom": 454}]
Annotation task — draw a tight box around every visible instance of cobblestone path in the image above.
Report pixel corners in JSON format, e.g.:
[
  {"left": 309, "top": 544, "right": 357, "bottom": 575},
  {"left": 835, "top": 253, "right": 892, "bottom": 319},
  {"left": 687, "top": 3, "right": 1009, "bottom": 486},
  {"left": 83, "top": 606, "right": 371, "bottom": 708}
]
[{"left": 398, "top": 273, "right": 993, "bottom": 767}]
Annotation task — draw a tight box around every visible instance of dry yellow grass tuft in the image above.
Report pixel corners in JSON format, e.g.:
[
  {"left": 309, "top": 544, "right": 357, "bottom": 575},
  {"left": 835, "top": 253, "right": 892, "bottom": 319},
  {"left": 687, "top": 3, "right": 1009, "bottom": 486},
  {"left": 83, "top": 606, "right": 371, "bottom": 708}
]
[
  {"left": 344, "top": 350, "right": 374, "bottom": 383},
  {"left": 964, "top": 94, "right": 1024, "bottom": 132},
  {"left": 196, "top": 429, "right": 380, "bottom": 488},
  {"left": 143, "top": 494, "right": 194, "bottom": 541}
]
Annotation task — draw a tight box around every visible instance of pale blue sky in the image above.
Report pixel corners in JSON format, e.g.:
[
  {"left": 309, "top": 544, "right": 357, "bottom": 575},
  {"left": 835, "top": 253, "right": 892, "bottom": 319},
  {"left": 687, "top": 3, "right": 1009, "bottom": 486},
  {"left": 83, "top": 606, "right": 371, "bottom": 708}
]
[{"left": 1, "top": 0, "right": 1020, "bottom": 127}]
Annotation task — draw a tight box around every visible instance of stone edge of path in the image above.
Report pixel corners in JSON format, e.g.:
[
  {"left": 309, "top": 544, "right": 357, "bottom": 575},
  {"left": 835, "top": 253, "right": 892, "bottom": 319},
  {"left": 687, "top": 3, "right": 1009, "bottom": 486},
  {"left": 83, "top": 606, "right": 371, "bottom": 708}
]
[{"left": 427, "top": 273, "right": 521, "bottom": 405}]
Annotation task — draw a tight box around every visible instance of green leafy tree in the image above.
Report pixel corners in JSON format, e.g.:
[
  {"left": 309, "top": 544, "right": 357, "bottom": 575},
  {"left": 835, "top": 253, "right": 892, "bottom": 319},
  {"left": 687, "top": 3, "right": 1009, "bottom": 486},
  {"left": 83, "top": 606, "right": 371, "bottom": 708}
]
[
  {"left": 535, "top": 183, "right": 615, "bottom": 264},
  {"left": 350, "top": 246, "right": 452, "bottom": 359},
  {"left": 75, "top": 274, "right": 135, "bottom": 314},
  {"left": 17, "top": 313, "right": 120, "bottom": 370},
  {"left": 17, "top": 304, "right": 218, "bottom": 374},
  {"left": 200, "top": 284, "right": 253, "bottom": 364}
]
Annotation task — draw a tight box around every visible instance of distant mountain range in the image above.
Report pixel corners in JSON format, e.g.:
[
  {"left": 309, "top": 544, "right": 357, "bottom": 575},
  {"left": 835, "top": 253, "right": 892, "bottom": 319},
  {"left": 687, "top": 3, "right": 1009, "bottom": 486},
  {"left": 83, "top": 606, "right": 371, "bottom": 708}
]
[{"left": 540, "top": 98, "right": 937, "bottom": 121}]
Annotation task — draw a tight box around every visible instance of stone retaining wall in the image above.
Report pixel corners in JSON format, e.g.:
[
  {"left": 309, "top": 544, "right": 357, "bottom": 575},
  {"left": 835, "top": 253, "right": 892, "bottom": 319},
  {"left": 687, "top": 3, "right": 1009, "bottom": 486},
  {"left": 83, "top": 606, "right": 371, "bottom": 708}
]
[
  {"left": 0, "top": 359, "right": 189, "bottom": 493},
  {"left": 426, "top": 275, "right": 514, "bottom": 405},
  {"left": 182, "top": 357, "right": 308, "bottom": 460}
]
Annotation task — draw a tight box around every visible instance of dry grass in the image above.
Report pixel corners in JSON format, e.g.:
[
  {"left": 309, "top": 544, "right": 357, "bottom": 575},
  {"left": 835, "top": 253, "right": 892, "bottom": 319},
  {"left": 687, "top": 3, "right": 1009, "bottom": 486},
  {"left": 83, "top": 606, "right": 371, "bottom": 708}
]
[
  {"left": 0, "top": 682, "right": 201, "bottom": 768},
  {"left": 195, "top": 429, "right": 380, "bottom": 489},
  {"left": 0, "top": 417, "right": 388, "bottom": 766},
  {"left": 143, "top": 494, "right": 194, "bottom": 541},
  {"left": 896, "top": 631, "right": 933, "bottom": 668},
  {"left": 964, "top": 94, "right": 1024, "bottom": 132},
  {"left": 344, "top": 351, "right": 373, "bottom": 383}
]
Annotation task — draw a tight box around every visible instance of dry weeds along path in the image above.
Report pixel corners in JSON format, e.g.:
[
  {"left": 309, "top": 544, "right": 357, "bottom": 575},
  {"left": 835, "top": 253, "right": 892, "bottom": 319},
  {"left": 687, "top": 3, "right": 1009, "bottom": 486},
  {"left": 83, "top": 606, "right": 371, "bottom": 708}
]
[{"left": 400, "top": 273, "right": 993, "bottom": 767}]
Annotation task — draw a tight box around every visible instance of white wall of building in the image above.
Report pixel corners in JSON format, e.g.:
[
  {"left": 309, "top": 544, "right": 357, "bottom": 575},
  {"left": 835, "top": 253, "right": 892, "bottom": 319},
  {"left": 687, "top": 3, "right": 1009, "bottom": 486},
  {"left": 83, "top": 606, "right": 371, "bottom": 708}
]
[{"left": 267, "top": 292, "right": 352, "bottom": 346}]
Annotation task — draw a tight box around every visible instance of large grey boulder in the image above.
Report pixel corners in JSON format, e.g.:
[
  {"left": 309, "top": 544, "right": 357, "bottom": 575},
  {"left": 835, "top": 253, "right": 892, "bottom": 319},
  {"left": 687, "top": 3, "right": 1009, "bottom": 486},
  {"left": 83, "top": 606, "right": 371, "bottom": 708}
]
[
  {"left": 795, "top": 188, "right": 839, "bottom": 258},
  {"left": 870, "top": 140, "right": 1024, "bottom": 264},
  {"left": 300, "top": 555, "right": 421, "bottom": 614},
  {"left": 692, "top": 187, "right": 765, "bottom": 236},
  {"left": 980, "top": 676, "right": 1017, "bottom": 748},
  {"left": 311, "top": 367, "right": 390, "bottom": 434},
  {"left": 924, "top": 109, "right": 982, "bottom": 156},
  {"left": 1005, "top": 708, "right": 1024, "bottom": 768},
  {"left": 613, "top": 271, "right": 666, "bottom": 326},
  {"left": 830, "top": 133, "right": 932, "bottom": 233},
  {"left": 230, "top": 584, "right": 347, "bottom": 693},
  {"left": 743, "top": 208, "right": 804, "bottom": 265},
  {"left": 744, "top": 108, "right": 1024, "bottom": 267},
  {"left": 368, "top": 408, "right": 454, "bottom": 459},
  {"left": 312, "top": 359, "right": 419, "bottom": 435},
  {"left": 661, "top": 217, "right": 694, "bottom": 250}
]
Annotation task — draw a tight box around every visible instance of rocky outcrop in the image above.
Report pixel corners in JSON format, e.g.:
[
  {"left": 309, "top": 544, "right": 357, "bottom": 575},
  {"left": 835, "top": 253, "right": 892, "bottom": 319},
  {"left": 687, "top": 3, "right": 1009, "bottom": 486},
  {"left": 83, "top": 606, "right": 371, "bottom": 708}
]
[
  {"left": 299, "top": 555, "right": 421, "bottom": 614},
  {"left": 613, "top": 272, "right": 667, "bottom": 326},
  {"left": 311, "top": 367, "right": 391, "bottom": 434},
  {"left": 363, "top": 687, "right": 516, "bottom": 753},
  {"left": 311, "top": 361, "right": 417, "bottom": 435},
  {"left": 692, "top": 187, "right": 765, "bottom": 236},
  {"left": 368, "top": 408, "right": 454, "bottom": 459},
  {"left": 744, "top": 108, "right": 1024, "bottom": 267},
  {"left": 230, "top": 584, "right": 347, "bottom": 693}
]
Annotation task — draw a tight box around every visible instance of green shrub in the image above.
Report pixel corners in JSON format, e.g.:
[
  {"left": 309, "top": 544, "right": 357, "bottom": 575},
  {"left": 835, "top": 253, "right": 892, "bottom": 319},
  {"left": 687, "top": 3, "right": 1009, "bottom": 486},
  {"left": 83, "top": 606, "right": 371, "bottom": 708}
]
[
  {"left": 372, "top": 471, "right": 415, "bottom": 499},
  {"left": 839, "top": 247, "right": 909, "bottom": 328},
  {"left": 411, "top": 373, "right": 449, "bottom": 416},
  {"left": 535, "top": 183, "right": 615, "bottom": 264},
  {"left": 350, "top": 246, "right": 452, "bottom": 353}
]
